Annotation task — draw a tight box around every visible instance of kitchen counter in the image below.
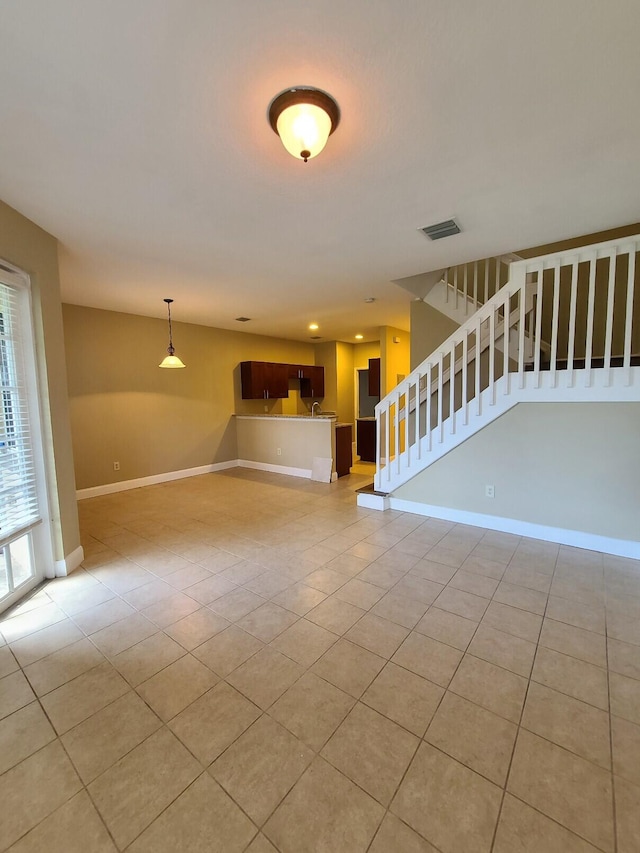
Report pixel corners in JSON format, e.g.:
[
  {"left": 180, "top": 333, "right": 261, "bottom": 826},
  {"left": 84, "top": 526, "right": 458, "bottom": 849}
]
[
  {"left": 235, "top": 413, "right": 336, "bottom": 420},
  {"left": 236, "top": 414, "right": 352, "bottom": 427},
  {"left": 234, "top": 414, "right": 343, "bottom": 482}
]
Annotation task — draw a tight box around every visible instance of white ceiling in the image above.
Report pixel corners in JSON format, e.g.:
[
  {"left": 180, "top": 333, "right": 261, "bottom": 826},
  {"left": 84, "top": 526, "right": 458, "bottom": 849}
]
[{"left": 1, "top": 1, "right": 639, "bottom": 343}]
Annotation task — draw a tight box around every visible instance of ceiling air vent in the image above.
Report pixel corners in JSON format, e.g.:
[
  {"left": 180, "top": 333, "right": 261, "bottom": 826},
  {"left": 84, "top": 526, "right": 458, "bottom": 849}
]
[
  {"left": 310, "top": 335, "right": 322, "bottom": 340},
  {"left": 235, "top": 317, "right": 251, "bottom": 322},
  {"left": 420, "top": 219, "right": 461, "bottom": 240}
]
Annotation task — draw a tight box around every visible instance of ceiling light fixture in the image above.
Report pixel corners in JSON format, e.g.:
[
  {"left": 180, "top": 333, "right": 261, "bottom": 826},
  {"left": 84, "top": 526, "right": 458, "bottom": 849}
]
[
  {"left": 309, "top": 323, "right": 319, "bottom": 330},
  {"left": 158, "top": 298, "right": 186, "bottom": 368},
  {"left": 268, "top": 87, "right": 340, "bottom": 163},
  {"left": 355, "top": 334, "right": 363, "bottom": 340}
]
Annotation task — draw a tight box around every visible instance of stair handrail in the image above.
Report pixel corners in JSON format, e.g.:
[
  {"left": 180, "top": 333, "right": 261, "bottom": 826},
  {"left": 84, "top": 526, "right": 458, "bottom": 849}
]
[{"left": 374, "top": 233, "right": 640, "bottom": 492}]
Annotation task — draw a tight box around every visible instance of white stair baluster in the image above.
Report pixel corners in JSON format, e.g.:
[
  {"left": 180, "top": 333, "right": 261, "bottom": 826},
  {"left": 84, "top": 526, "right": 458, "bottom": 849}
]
[
  {"left": 449, "top": 342, "right": 456, "bottom": 434},
  {"left": 623, "top": 247, "right": 636, "bottom": 385},
  {"left": 585, "top": 252, "right": 597, "bottom": 387},
  {"left": 567, "top": 259, "right": 579, "bottom": 387},
  {"left": 604, "top": 249, "right": 617, "bottom": 386}
]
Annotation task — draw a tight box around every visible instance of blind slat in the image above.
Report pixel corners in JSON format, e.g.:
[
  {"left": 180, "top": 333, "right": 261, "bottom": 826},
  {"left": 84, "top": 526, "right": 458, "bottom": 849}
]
[{"left": 0, "top": 282, "right": 40, "bottom": 540}]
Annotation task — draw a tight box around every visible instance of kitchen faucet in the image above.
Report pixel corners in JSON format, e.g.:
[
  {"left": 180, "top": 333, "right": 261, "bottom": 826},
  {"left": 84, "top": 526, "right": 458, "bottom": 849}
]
[{"left": 311, "top": 401, "right": 321, "bottom": 417}]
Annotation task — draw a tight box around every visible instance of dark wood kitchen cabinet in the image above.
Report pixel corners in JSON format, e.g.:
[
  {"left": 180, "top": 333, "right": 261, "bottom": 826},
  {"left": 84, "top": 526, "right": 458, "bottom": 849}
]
[
  {"left": 288, "top": 364, "right": 324, "bottom": 397},
  {"left": 368, "top": 358, "right": 381, "bottom": 397},
  {"left": 240, "top": 361, "right": 290, "bottom": 399},
  {"left": 299, "top": 365, "right": 324, "bottom": 398},
  {"left": 335, "top": 423, "right": 353, "bottom": 477},
  {"left": 357, "top": 418, "right": 376, "bottom": 462},
  {"left": 241, "top": 361, "right": 325, "bottom": 400}
]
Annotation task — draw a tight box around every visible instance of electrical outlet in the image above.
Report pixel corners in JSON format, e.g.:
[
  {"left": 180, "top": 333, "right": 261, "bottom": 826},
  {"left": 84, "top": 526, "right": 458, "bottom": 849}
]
[
  {"left": 113, "top": 461, "right": 120, "bottom": 471},
  {"left": 276, "top": 448, "right": 282, "bottom": 456},
  {"left": 485, "top": 484, "right": 495, "bottom": 498},
  {"left": 264, "top": 405, "right": 268, "bottom": 412}
]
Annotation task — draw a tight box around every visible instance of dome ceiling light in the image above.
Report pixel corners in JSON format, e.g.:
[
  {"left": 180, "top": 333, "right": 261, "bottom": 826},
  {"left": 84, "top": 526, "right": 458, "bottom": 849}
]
[{"left": 268, "top": 87, "right": 340, "bottom": 163}]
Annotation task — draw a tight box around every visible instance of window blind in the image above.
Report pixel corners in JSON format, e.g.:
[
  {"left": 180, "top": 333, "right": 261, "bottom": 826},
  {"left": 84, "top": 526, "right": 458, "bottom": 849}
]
[{"left": 0, "top": 280, "right": 40, "bottom": 544}]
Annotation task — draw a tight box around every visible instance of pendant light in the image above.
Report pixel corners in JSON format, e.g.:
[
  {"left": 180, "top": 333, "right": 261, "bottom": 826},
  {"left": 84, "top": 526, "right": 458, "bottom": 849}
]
[
  {"left": 268, "top": 87, "right": 340, "bottom": 162},
  {"left": 159, "top": 298, "right": 186, "bottom": 368}
]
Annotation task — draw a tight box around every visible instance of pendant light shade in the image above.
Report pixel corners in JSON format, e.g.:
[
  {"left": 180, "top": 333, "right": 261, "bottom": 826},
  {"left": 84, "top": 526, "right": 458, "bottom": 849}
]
[
  {"left": 268, "top": 87, "right": 340, "bottom": 162},
  {"left": 159, "top": 298, "right": 186, "bottom": 368}
]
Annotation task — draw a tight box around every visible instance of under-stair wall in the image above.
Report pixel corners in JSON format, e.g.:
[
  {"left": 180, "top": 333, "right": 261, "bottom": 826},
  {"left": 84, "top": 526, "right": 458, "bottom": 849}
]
[{"left": 391, "top": 401, "right": 640, "bottom": 558}]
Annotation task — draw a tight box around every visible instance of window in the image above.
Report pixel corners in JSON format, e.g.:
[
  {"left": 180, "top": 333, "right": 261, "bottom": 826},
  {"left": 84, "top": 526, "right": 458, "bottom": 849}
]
[{"left": 0, "top": 268, "right": 50, "bottom": 611}]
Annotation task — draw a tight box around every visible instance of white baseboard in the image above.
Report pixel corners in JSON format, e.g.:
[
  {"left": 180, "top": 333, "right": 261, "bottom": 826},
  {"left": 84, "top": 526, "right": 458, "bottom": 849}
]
[
  {"left": 238, "top": 459, "right": 312, "bottom": 479},
  {"left": 54, "top": 545, "right": 85, "bottom": 577},
  {"left": 76, "top": 461, "right": 238, "bottom": 500},
  {"left": 77, "top": 457, "right": 339, "bottom": 502},
  {"left": 385, "top": 498, "right": 640, "bottom": 560},
  {"left": 356, "top": 492, "right": 390, "bottom": 510}
]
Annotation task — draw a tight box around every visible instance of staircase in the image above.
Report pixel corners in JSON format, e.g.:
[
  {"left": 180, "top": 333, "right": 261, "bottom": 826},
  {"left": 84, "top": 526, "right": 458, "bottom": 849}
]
[{"left": 368, "top": 234, "right": 640, "bottom": 495}]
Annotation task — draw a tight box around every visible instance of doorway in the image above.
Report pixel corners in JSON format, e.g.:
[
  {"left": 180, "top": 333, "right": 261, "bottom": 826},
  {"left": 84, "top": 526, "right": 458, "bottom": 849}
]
[{"left": 357, "top": 369, "right": 379, "bottom": 418}]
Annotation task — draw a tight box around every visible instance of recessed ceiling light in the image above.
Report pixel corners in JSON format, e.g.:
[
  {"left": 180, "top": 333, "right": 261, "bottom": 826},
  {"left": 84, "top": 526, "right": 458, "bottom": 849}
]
[
  {"left": 308, "top": 322, "right": 319, "bottom": 330},
  {"left": 355, "top": 334, "right": 363, "bottom": 340}
]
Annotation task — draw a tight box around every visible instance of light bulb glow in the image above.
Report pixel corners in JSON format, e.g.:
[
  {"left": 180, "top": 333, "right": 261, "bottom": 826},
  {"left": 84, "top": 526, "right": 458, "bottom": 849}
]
[
  {"left": 276, "top": 103, "right": 332, "bottom": 161},
  {"left": 159, "top": 354, "right": 186, "bottom": 368}
]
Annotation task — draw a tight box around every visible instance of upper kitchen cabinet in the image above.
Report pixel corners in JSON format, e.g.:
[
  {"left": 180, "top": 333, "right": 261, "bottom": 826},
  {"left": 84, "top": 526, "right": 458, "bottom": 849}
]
[
  {"left": 240, "top": 361, "right": 324, "bottom": 399},
  {"left": 298, "top": 365, "right": 324, "bottom": 398},
  {"left": 240, "top": 361, "right": 290, "bottom": 399},
  {"left": 368, "top": 357, "right": 381, "bottom": 397}
]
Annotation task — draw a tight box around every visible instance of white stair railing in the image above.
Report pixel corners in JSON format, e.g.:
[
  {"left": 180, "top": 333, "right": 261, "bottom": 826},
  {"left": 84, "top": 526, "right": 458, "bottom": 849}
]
[
  {"left": 375, "top": 234, "right": 640, "bottom": 493},
  {"left": 443, "top": 255, "right": 516, "bottom": 315}
]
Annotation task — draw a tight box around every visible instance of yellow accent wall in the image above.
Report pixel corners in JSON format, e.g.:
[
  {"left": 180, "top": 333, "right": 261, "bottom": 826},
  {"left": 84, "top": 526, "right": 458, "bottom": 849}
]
[
  {"left": 380, "top": 326, "right": 410, "bottom": 396},
  {"left": 354, "top": 341, "right": 380, "bottom": 370}
]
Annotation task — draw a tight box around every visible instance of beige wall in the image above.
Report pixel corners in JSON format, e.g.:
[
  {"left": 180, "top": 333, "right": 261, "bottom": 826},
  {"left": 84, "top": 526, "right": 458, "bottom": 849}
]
[
  {"left": 63, "top": 304, "right": 317, "bottom": 489},
  {"left": 410, "top": 300, "right": 459, "bottom": 370},
  {"left": 0, "top": 199, "right": 80, "bottom": 563},
  {"left": 395, "top": 402, "right": 640, "bottom": 543}
]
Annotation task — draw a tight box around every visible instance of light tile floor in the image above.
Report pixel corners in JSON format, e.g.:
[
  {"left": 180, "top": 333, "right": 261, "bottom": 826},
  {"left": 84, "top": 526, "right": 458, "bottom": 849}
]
[{"left": 1, "top": 467, "right": 639, "bottom": 852}]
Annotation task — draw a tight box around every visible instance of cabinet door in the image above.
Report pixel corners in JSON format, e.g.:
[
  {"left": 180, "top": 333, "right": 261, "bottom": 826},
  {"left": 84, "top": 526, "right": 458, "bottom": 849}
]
[
  {"left": 357, "top": 419, "right": 376, "bottom": 462},
  {"left": 335, "top": 424, "right": 353, "bottom": 477},
  {"left": 265, "top": 363, "right": 290, "bottom": 398},
  {"left": 368, "top": 358, "right": 381, "bottom": 397},
  {"left": 240, "top": 361, "right": 266, "bottom": 399},
  {"left": 240, "top": 361, "right": 290, "bottom": 399},
  {"left": 299, "top": 365, "right": 325, "bottom": 398}
]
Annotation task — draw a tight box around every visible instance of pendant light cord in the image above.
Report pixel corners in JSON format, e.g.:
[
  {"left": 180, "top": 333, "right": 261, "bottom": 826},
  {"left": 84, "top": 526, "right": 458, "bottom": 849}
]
[{"left": 165, "top": 298, "right": 175, "bottom": 353}]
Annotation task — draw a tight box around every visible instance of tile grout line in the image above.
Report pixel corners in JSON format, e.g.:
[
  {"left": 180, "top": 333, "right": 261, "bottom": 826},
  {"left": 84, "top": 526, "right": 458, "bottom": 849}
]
[
  {"left": 488, "top": 544, "right": 558, "bottom": 853},
  {"left": 605, "top": 589, "right": 619, "bottom": 853},
  {"left": 3, "top": 475, "right": 638, "bottom": 852}
]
